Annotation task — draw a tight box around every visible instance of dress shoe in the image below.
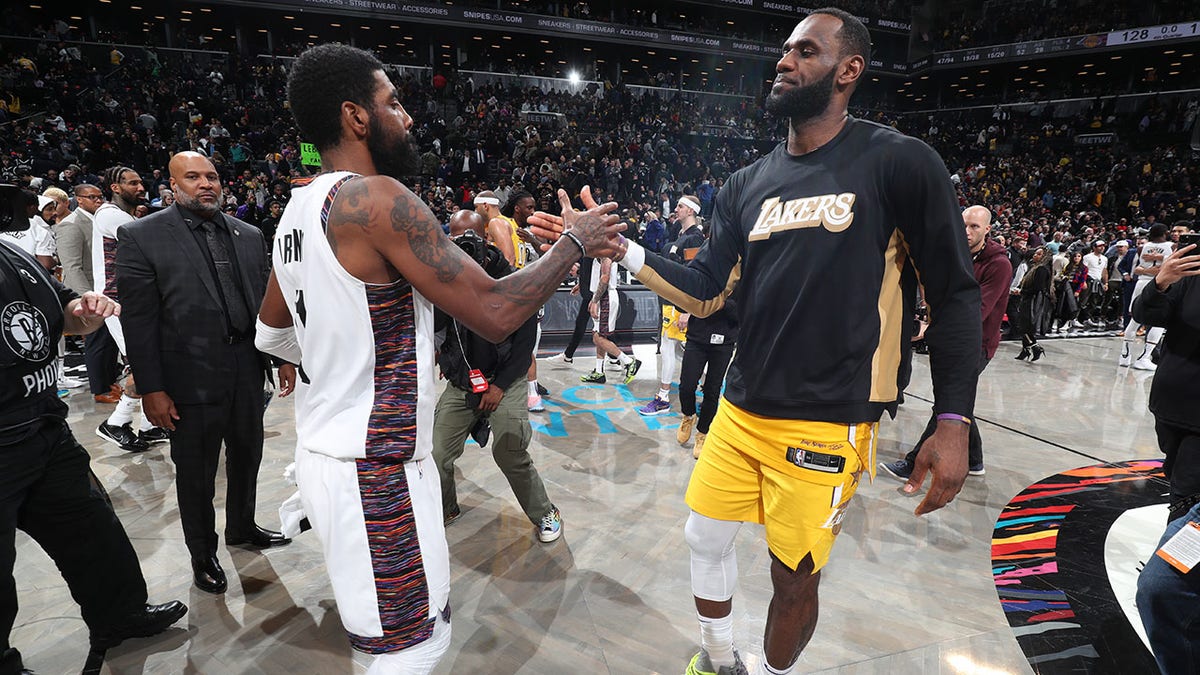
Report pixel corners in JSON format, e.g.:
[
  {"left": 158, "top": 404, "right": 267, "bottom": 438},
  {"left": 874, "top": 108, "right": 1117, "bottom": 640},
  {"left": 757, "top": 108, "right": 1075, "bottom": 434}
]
[
  {"left": 226, "top": 525, "right": 291, "bottom": 549},
  {"left": 191, "top": 555, "right": 227, "bottom": 594},
  {"left": 1014, "top": 347, "right": 1031, "bottom": 360},
  {"left": 93, "top": 391, "right": 122, "bottom": 404},
  {"left": 89, "top": 600, "right": 188, "bottom": 650}
]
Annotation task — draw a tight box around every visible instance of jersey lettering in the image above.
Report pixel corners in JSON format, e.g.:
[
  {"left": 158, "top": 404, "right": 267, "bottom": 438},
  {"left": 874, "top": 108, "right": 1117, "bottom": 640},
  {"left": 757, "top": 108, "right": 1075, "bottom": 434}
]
[
  {"left": 748, "top": 193, "right": 857, "bottom": 241},
  {"left": 280, "top": 230, "right": 303, "bottom": 264},
  {"left": 22, "top": 362, "right": 57, "bottom": 397}
]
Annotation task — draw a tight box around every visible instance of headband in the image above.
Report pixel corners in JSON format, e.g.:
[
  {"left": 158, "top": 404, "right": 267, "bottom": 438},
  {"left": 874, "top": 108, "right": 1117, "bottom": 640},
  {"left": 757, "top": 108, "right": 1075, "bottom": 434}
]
[
  {"left": 678, "top": 197, "right": 701, "bottom": 214},
  {"left": 473, "top": 196, "right": 500, "bottom": 206}
]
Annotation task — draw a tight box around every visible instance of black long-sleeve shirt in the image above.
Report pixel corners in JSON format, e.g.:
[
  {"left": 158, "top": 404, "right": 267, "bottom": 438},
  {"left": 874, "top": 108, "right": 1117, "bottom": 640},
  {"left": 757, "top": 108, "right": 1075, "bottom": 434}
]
[
  {"left": 0, "top": 241, "right": 75, "bottom": 434},
  {"left": 436, "top": 311, "right": 536, "bottom": 393},
  {"left": 1132, "top": 276, "right": 1200, "bottom": 432},
  {"left": 629, "top": 117, "right": 982, "bottom": 422}
]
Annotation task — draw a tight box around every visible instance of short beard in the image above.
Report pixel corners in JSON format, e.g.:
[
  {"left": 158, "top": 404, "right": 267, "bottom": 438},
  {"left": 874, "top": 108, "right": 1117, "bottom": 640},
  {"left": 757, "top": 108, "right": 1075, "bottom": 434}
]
[
  {"left": 367, "top": 116, "right": 421, "bottom": 180},
  {"left": 177, "top": 193, "right": 220, "bottom": 218},
  {"left": 765, "top": 67, "right": 837, "bottom": 124}
]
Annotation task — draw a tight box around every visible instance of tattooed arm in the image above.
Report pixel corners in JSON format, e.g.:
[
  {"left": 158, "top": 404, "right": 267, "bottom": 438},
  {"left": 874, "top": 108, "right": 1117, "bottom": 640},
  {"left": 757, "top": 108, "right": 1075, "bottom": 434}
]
[{"left": 331, "top": 175, "right": 622, "bottom": 343}]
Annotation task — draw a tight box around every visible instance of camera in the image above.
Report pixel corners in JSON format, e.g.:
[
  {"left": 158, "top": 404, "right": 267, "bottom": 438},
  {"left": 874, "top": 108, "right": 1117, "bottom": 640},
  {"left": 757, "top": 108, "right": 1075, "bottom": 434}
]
[
  {"left": 451, "top": 230, "right": 512, "bottom": 279},
  {"left": 0, "top": 184, "right": 32, "bottom": 233}
]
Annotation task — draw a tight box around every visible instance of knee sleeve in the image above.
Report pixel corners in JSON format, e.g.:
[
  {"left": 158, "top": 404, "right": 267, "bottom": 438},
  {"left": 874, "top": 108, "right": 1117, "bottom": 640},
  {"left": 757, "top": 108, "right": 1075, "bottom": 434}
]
[
  {"left": 685, "top": 511, "right": 740, "bottom": 602},
  {"left": 366, "top": 616, "right": 451, "bottom": 675}
]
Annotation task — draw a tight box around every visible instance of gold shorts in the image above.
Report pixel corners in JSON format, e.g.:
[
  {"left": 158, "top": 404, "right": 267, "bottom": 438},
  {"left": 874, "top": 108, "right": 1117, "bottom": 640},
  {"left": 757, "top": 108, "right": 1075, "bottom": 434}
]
[
  {"left": 661, "top": 305, "right": 687, "bottom": 342},
  {"left": 685, "top": 399, "right": 878, "bottom": 572}
]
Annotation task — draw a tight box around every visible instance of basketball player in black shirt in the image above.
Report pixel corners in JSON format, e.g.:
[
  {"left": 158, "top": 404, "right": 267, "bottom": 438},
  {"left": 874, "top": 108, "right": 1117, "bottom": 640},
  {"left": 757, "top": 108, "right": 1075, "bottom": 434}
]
[{"left": 533, "top": 9, "right": 981, "bottom": 675}]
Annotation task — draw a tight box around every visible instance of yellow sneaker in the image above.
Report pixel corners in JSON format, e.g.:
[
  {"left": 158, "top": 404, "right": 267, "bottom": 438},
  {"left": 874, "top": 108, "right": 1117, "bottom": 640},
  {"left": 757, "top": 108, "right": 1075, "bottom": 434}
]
[
  {"left": 676, "top": 415, "right": 695, "bottom": 446},
  {"left": 693, "top": 432, "right": 706, "bottom": 459}
]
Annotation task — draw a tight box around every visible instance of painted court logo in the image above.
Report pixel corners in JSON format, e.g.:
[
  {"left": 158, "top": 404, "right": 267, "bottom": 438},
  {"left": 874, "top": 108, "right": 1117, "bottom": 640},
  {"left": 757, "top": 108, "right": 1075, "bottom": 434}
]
[
  {"left": 748, "top": 193, "right": 856, "bottom": 241},
  {"left": 2, "top": 301, "right": 51, "bottom": 362}
]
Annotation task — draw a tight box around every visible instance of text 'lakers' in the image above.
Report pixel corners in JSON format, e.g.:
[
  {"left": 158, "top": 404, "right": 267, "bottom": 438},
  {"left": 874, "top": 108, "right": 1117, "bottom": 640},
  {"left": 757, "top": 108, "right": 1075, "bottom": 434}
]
[{"left": 748, "top": 193, "right": 856, "bottom": 241}]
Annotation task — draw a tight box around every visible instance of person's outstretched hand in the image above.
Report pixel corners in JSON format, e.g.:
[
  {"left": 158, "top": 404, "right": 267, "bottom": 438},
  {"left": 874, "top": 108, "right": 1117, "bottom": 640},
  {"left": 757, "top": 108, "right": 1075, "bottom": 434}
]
[{"left": 529, "top": 186, "right": 625, "bottom": 258}]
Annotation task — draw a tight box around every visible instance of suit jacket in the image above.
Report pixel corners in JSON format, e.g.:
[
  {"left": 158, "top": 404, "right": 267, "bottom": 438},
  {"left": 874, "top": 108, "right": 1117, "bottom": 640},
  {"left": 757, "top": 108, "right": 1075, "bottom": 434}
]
[
  {"left": 54, "top": 207, "right": 94, "bottom": 295},
  {"left": 116, "top": 203, "right": 270, "bottom": 405}
]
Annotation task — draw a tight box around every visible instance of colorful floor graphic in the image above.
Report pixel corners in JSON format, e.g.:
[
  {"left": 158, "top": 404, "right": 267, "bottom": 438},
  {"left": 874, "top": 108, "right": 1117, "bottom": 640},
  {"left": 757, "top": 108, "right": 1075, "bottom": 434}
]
[{"left": 993, "top": 459, "right": 1169, "bottom": 673}]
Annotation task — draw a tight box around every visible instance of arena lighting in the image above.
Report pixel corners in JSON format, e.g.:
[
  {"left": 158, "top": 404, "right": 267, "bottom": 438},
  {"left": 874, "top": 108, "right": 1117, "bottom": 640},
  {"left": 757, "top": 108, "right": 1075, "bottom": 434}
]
[{"left": 568, "top": 71, "right": 580, "bottom": 84}]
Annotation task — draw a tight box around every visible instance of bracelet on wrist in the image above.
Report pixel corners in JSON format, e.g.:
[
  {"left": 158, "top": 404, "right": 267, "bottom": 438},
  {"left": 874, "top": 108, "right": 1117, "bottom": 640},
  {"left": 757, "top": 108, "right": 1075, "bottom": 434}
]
[
  {"left": 612, "top": 235, "right": 628, "bottom": 263},
  {"left": 561, "top": 231, "right": 586, "bottom": 258},
  {"left": 936, "top": 413, "right": 972, "bottom": 426}
]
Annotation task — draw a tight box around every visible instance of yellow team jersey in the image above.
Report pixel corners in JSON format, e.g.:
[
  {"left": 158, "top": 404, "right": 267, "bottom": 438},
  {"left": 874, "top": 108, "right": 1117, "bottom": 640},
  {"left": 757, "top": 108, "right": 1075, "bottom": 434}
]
[{"left": 503, "top": 216, "right": 527, "bottom": 269}]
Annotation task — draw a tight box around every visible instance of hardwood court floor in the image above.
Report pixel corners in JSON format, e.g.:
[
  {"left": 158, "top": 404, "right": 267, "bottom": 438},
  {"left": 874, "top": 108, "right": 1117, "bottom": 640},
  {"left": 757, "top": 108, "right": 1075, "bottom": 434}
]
[{"left": 14, "top": 336, "right": 1162, "bottom": 674}]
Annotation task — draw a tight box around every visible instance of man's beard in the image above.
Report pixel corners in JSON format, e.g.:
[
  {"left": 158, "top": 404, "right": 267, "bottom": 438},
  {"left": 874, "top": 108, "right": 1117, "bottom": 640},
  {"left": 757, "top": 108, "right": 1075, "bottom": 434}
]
[
  {"left": 177, "top": 193, "right": 219, "bottom": 217},
  {"left": 765, "top": 67, "right": 837, "bottom": 123},
  {"left": 368, "top": 116, "right": 421, "bottom": 180}
]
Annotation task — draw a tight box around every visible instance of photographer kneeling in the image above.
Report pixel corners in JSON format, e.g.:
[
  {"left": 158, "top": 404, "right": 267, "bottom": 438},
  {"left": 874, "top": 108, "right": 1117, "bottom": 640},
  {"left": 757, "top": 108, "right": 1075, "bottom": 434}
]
[{"left": 432, "top": 211, "right": 562, "bottom": 543}]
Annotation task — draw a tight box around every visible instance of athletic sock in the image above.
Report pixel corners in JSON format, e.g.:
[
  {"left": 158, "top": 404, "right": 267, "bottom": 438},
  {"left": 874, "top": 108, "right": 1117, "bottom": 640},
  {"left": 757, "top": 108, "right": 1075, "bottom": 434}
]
[
  {"left": 107, "top": 395, "right": 139, "bottom": 427},
  {"left": 657, "top": 386, "right": 670, "bottom": 401},
  {"left": 698, "top": 612, "right": 735, "bottom": 669},
  {"left": 595, "top": 358, "right": 605, "bottom": 372},
  {"left": 617, "top": 352, "right": 632, "bottom": 366},
  {"left": 139, "top": 412, "right": 154, "bottom": 431},
  {"left": 527, "top": 380, "right": 538, "bottom": 396}
]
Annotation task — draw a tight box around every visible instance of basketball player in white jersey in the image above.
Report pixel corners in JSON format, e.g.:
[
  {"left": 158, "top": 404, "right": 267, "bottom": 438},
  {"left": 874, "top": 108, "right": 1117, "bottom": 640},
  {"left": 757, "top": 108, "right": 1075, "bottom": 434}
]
[
  {"left": 1121, "top": 223, "right": 1174, "bottom": 370},
  {"left": 254, "top": 44, "right": 624, "bottom": 674},
  {"left": 92, "top": 166, "right": 162, "bottom": 451}
]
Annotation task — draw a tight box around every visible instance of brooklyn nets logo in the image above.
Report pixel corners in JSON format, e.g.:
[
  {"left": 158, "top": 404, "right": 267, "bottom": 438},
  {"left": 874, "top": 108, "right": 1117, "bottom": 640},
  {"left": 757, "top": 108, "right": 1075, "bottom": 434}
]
[{"left": 2, "top": 301, "right": 51, "bottom": 362}]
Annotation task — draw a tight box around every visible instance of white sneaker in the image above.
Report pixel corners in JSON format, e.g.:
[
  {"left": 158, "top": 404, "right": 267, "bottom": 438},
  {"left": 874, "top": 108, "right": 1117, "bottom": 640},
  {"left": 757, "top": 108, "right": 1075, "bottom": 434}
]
[
  {"left": 1132, "top": 355, "right": 1157, "bottom": 371},
  {"left": 1118, "top": 345, "right": 1132, "bottom": 367},
  {"left": 527, "top": 394, "right": 545, "bottom": 412},
  {"left": 57, "top": 374, "right": 86, "bottom": 389},
  {"left": 545, "top": 353, "right": 573, "bottom": 364}
]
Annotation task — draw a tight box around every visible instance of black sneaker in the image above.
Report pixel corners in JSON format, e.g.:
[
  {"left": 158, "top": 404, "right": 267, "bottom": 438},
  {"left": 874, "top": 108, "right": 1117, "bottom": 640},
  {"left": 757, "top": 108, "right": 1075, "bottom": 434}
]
[
  {"left": 138, "top": 427, "right": 171, "bottom": 444},
  {"left": 879, "top": 458, "right": 914, "bottom": 482},
  {"left": 622, "top": 358, "right": 642, "bottom": 385},
  {"left": 97, "top": 422, "right": 151, "bottom": 452}
]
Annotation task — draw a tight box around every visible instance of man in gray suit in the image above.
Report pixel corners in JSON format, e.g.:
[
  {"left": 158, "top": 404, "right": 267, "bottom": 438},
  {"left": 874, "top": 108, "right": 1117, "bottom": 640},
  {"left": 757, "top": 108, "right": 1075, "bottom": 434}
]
[
  {"left": 115, "top": 152, "right": 294, "bottom": 595},
  {"left": 55, "top": 184, "right": 123, "bottom": 402}
]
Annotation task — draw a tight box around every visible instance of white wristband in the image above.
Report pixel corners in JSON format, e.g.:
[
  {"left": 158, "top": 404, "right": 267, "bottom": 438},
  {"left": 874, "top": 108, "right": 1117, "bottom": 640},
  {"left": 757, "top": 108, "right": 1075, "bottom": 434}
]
[{"left": 618, "top": 240, "right": 646, "bottom": 274}]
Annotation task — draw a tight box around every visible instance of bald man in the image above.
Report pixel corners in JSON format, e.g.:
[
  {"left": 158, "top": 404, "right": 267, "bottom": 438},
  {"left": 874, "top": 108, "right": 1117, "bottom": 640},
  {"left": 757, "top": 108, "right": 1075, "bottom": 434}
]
[
  {"left": 448, "top": 208, "right": 487, "bottom": 238},
  {"left": 116, "top": 151, "right": 294, "bottom": 595},
  {"left": 882, "top": 205, "right": 1011, "bottom": 479}
]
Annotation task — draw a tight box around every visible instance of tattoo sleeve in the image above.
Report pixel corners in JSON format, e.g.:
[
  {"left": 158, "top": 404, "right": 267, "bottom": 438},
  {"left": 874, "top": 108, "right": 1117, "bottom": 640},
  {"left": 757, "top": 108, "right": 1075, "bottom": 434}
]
[
  {"left": 326, "top": 177, "right": 372, "bottom": 257},
  {"left": 488, "top": 239, "right": 581, "bottom": 308},
  {"left": 389, "top": 192, "right": 464, "bottom": 283}
]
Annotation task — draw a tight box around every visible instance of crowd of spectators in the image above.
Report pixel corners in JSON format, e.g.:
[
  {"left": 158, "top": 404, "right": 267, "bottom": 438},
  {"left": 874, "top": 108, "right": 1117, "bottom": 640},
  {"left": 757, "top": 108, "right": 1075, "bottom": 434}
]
[
  {"left": 1, "top": 27, "right": 1197, "bottom": 282},
  {"left": 924, "top": 0, "right": 1198, "bottom": 52}
]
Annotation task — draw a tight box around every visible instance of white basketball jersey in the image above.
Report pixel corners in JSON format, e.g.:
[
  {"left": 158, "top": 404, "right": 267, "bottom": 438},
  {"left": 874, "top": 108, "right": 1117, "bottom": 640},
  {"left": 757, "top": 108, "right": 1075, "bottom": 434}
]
[
  {"left": 1138, "top": 241, "right": 1174, "bottom": 280},
  {"left": 92, "top": 202, "right": 134, "bottom": 352},
  {"left": 273, "top": 172, "right": 437, "bottom": 462}
]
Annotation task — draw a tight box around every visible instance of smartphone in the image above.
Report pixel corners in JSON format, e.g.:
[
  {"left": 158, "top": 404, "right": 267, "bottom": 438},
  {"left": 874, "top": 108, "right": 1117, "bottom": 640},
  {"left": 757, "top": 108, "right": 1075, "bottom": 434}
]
[{"left": 1179, "top": 233, "right": 1200, "bottom": 250}]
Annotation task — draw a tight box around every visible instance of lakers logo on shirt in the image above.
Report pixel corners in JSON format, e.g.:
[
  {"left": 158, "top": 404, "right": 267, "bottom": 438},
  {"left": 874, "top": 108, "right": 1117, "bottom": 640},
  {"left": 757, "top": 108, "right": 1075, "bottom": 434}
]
[{"left": 748, "top": 193, "right": 856, "bottom": 241}]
